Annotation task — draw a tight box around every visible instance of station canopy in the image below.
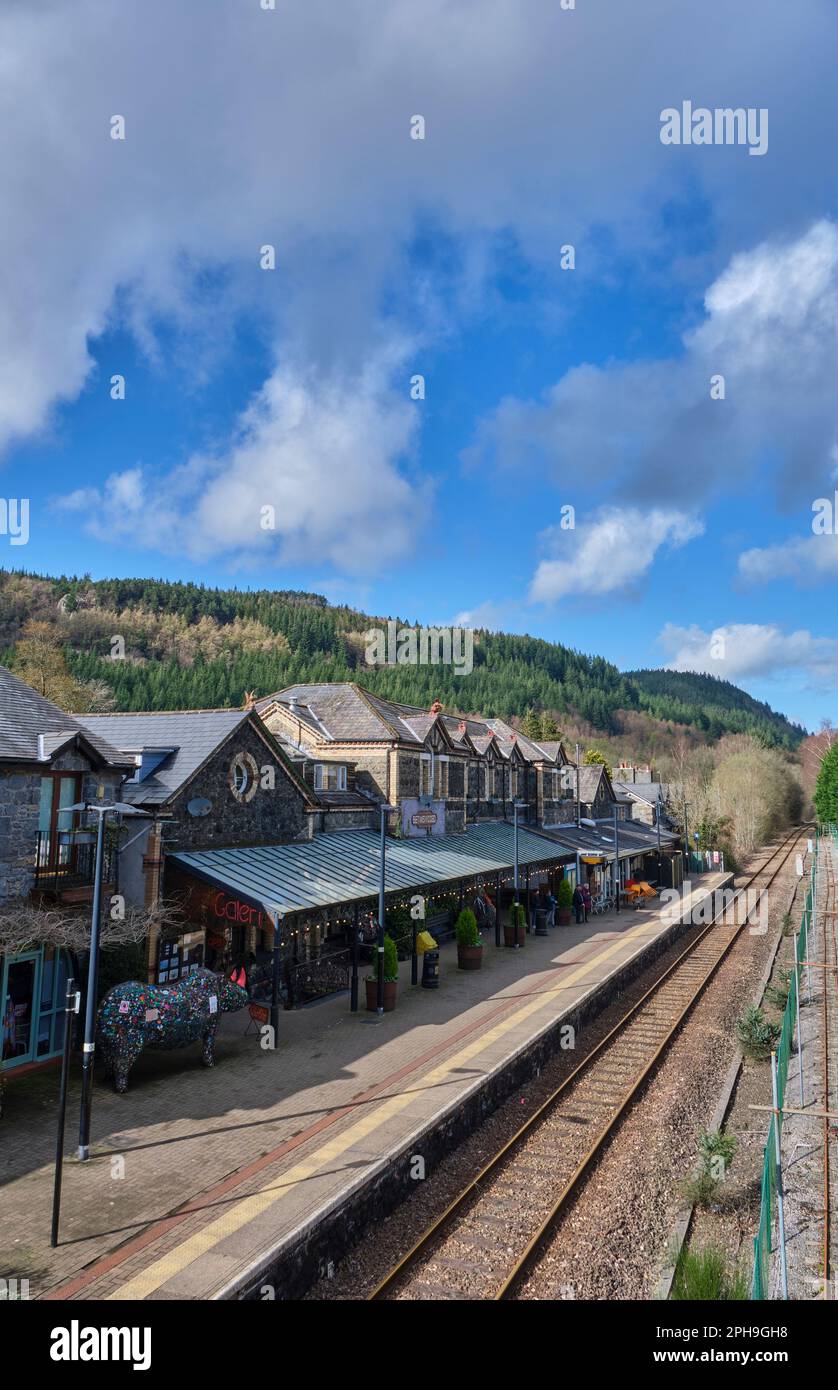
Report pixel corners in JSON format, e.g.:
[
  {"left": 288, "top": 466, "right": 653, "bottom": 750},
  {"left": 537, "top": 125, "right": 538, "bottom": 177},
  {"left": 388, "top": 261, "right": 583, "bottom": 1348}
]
[{"left": 169, "top": 822, "right": 574, "bottom": 919}]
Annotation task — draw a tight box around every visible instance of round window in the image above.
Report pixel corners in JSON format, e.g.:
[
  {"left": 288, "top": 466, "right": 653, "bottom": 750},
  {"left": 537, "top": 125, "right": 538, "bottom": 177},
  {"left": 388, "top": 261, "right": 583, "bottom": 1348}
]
[{"left": 229, "top": 751, "right": 259, "bottom": 803}]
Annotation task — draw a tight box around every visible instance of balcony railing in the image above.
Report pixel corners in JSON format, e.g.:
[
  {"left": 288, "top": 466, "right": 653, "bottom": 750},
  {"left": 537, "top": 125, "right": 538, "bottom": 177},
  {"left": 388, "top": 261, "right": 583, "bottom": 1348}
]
[{"left": 33, "top": 831, "right": 117, "bottom": 897}]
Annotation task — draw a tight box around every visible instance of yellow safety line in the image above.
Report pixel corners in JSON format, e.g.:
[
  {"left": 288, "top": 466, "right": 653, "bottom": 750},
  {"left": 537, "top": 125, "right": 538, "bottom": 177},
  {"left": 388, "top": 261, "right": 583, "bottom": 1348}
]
[{"left": 107, "top": 881, "right": 716, "bottom": 1299}]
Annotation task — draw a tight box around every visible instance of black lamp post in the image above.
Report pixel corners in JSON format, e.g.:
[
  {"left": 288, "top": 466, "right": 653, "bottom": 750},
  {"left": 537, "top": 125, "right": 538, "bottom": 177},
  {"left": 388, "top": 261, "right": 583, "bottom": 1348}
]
[
  {"left": 69, "top": 800, "right": 142, "bottom": 1162},
  {"left": 377, "top": 803, "right": 396, "bottom": 1012},
  {"left": 512, "top": 800, "right": 527, "bottom": 942},
  {"left": 50, "top": 976, "right": 80, "bottom": 1246},
  {"left": 270, "top": 909, "right": 283, "bottom": 1043},
  {"left": 613, "top": 805, "right": 620, "bottom": 913}
]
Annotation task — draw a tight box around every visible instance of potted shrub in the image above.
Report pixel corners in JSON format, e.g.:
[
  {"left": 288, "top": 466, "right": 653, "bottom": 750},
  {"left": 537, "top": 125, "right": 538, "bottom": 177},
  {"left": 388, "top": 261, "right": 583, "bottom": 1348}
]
[
  {"left": 504, "top": 901, "right": 527, "bottom": 948},
  {"left": 455, "top": 908, "right": 483, "bottom": 970},
  {"left": 556, "top": 878, "right": 573, "bottom": 925},
  {"left": 365, "top": 932, "right": 399, "bottom": 1012},
  {"left": 58, "top": 827, "right": 96, "bottom": 846}
]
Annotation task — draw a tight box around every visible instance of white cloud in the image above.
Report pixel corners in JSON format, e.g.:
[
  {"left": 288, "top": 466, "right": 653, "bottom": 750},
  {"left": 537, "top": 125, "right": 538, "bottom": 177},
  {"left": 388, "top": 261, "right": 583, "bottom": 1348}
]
[
  {"left": 2, "top": 0, "right": 838, "bottom": 577},
  {"left": 471, "top": 220, "right": 838, "bottom": 510},
  {"left": 55, "top": 361, "right": 429, "bottom": 572},
  {"left": 451, "top": 600, "right": 519, "bottom": 631},
  {"left": 529, "top": 507, "right": 703, "bottom": 604},
  {"left": 659, "top": 621, "right": 838, "bottom": 688},
  {"left": 738, "top": 505, "right": 838, "bottom": 584}
]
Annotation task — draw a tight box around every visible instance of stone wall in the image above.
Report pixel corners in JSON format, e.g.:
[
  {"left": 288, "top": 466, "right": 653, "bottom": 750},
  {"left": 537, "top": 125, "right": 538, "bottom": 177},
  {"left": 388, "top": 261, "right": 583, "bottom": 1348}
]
[
  {"left": 0, "top": 768, "right": 40, "bottom": 903},
  {"left": 163, "top": 720, "right": 310, "bottom": 853},
  {"left": 0, "top": 753, "right": 123, "bottom": 905}
]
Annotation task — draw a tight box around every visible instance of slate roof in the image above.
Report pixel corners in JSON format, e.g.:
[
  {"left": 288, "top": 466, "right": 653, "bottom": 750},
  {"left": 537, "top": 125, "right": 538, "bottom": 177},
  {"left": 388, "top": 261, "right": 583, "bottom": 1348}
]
[
  {"left": 613, "top": 780, "right": 669, "bottom": 807},
  {"left": 77, "top": 709, "right": 250, "bottom": 806},
  {"left": 316, "top": 790, "right": 377, "bottom": 808},
  {"left": 529, "top": 818, "right": 679, "bottom": 860},
  {"left": 530, "top": 740, "right": 565, "bottom": 762},
  {"left": 258, "top": 684, "right": 396, "bottom": 742},
  {"left": 0, "top": 665, "right": 131, "bottom": 769},
  {"left": 573, "top": 764, "right": 612, "bottom": 803},
  {"left": 258, "top": 683, "right": 502, "bottom": 749}
]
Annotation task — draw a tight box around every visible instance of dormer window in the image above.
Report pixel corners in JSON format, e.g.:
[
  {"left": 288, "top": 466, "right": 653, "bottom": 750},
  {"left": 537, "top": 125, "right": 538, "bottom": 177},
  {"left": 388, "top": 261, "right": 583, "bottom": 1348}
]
[
  {"left": 314, "top": 763, "right": 347, "bottom": 791},
  {"left": 126, "top": 747, "right": 177, "bottom": 784}
]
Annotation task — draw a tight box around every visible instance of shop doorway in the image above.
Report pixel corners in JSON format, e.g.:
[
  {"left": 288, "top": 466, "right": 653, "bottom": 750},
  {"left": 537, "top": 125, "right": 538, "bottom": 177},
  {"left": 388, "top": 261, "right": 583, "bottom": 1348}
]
[{"left": 1, "top": 947, "right": 70, "bottom": 1068}]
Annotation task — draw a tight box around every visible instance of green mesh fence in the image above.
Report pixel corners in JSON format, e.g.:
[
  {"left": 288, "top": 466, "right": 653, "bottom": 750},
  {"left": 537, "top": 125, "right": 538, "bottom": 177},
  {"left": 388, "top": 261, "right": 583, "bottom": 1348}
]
[{"left": 750, "top": 845, "right": 814, "bottom": 1300}]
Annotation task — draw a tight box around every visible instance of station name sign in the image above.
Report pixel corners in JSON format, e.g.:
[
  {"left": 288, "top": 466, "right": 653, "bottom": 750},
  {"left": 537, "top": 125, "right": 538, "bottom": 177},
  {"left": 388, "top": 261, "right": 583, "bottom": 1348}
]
[{"left": 411, "top": 810, "right": 438, "bottom": 828}]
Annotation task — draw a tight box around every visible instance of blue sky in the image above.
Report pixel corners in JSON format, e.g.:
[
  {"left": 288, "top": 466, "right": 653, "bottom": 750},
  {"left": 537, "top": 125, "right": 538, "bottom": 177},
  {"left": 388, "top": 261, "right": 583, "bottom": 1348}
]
[{"left": 3, "top": 1, "right": 838, "bottom": 732}]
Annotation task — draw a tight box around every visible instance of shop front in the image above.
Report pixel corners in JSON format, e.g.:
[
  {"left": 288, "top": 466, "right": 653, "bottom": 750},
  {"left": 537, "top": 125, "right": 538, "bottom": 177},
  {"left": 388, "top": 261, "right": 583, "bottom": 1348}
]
[{"left": 1, "top": 945, "right": 71, "bottom": 1071}]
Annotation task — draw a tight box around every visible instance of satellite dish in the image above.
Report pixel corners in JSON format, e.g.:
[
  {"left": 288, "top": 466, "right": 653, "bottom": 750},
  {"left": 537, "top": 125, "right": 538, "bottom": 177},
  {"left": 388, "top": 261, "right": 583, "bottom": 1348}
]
[{"left": 187, "top": 797, "right": 213, "bottom": 818}]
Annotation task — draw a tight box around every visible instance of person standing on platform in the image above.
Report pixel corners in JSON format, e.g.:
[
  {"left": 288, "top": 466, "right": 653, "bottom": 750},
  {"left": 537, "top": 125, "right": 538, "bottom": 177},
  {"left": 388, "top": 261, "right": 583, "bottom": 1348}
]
[
  {"left": 545, "top": 888, "right": 556, "bottom": 928},
  {"left": 572, "top": 883, "right": 585, "bottom": 924},
  {"left": 581, "top": 879, "right": 592, "bottom": 922}
]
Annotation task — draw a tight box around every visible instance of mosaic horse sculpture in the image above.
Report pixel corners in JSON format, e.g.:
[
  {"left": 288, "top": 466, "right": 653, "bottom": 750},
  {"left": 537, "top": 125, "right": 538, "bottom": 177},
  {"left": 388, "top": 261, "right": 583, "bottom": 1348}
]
[{"left": 97, "top": 968, "right": 249, "bottom": 1093}]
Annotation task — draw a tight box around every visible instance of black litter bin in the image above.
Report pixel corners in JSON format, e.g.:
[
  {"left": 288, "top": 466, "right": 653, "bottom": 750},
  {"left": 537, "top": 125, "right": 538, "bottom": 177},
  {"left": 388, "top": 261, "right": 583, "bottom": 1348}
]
[
  {"left": 421, "top": 949, "right": 440, "bottom": 988},
  {"left": 534, "top": 908, "right": 549, "bottom": 937}
]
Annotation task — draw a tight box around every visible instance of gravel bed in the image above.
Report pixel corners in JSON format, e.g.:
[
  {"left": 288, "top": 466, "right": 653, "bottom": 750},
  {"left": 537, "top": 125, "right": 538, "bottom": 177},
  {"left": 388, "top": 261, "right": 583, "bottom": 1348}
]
[{"left": 516, "top": 838, "right": 805, "bottom": 1300}]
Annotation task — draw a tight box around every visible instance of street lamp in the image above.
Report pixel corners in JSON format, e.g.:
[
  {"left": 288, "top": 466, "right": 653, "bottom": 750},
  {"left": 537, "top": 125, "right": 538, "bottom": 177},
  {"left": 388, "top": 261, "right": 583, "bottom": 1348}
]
[
  {"left": 67, "top": 800, "right": 142, "bottom": 1162},
  {"left": 512, "top": 800, "right": 527, "bottom": 937},
  {"left": 512, "top": 800, "right": 528, "bottom": 895},
  {"left": 575, "top": 745, "right": 582, "bottom": 891},
  {"left": 613, "top": 805, "right": 620, "bottom": 914},
  {"left": 377, "top": 804, "right": 396, "bottom": 1013},
  {"left": 270, "top": 909, "right": 283, "bottom": 1044}
]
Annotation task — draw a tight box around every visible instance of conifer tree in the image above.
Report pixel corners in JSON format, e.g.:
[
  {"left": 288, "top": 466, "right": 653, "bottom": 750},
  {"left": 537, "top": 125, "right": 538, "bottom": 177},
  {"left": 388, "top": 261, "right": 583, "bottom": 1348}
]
[
  {"left": 522, "top": 707, "right": 541, "bottom": 738},
  {"left": 814, "top": 741, "right": 838, "bottom": 824},
  {"left": 539, "top": 711, "right": 561, "bottom": 740}
]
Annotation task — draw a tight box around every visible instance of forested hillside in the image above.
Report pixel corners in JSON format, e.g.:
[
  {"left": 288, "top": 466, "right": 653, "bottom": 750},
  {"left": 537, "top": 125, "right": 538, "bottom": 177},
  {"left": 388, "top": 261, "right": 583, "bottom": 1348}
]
[
  {"left": 0, "top": 570, "right": 806, "bottom": 748},
  {"left": 627, "top": 668, "right": 804, "bottom": 748}
]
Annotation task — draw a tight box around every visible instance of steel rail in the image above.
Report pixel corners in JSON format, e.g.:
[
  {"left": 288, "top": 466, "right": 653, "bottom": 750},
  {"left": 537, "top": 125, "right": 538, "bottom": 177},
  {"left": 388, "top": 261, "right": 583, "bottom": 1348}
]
[{"left": 368, "top": 826, "right": 811, "bottom": 1301}]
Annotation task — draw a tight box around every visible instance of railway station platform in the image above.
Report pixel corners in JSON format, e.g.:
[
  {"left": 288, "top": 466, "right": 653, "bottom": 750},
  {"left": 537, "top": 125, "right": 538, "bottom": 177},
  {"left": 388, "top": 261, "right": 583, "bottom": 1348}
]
[{"left": 1, "top": 873, "right": 732, "bottom": 1302}]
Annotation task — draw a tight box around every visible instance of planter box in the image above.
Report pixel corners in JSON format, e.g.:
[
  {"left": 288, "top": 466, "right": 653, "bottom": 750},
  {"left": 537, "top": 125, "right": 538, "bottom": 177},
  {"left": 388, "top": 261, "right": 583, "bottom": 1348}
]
[
  {"left": 365, "top": 978, "right": 397, "bottom": 1012},
  {"left": 457, "top": 943, "right": 483, "bottom": 971},
  {"left": 557, "top": 907, "right": 572, "bottom": 926},
  {"left": 503, "top": 922, "right": 527, "bottom": 948}
]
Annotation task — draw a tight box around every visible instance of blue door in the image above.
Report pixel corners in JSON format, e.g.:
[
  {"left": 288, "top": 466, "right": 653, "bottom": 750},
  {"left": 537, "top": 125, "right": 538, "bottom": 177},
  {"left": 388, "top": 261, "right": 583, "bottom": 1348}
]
[
  {"left": 1, "top": 948, "right": 69, "bottom": 1068},
  {"left": 2, "top": 952, "right": 39, "bottom": 1067}
]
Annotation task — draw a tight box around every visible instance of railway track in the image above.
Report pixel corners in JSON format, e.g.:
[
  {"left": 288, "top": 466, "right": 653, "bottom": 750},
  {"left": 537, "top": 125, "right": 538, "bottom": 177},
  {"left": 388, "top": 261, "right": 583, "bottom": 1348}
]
[{"left": 369, "top": 827, "right": 810, "bottom": 1301}]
